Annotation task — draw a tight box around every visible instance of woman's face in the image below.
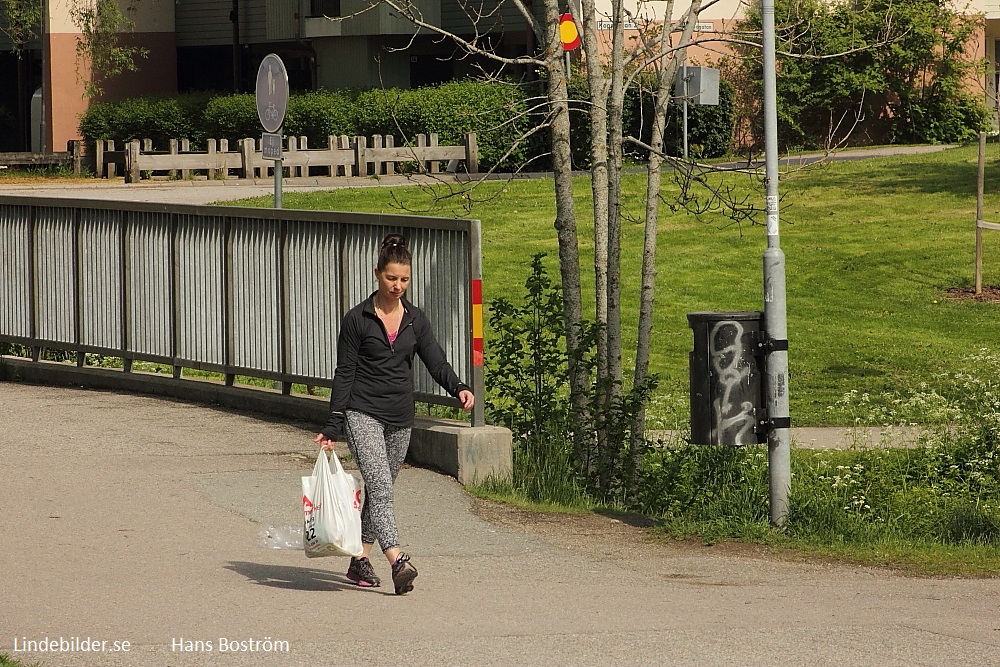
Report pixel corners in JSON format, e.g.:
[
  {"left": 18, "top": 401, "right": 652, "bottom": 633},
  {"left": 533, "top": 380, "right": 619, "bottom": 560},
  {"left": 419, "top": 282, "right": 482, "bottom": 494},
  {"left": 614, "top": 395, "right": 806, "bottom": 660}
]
[{"left": 375, "top": 261, "right": 411, "bottom": 301}]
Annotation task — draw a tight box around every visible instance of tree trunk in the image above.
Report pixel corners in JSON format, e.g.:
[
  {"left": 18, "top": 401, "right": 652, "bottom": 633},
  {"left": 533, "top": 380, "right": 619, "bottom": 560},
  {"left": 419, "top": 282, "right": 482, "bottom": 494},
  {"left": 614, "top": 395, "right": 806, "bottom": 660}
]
[
  {"left": 631, "top": 6, "right": 701, "bottom": 472},
  {"left": 542, "top": 6, "right": 589, "bottom": 469},
  {"left": 580, "top": 0, "right": 611, "bottom": 487},
  {"left": 605, "top": 0, "right": 626, "bottom": 395}
]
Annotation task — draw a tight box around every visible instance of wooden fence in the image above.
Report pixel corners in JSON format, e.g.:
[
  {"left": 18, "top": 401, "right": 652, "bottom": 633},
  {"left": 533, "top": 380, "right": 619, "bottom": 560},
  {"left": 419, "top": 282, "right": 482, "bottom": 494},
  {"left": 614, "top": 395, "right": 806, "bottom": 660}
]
[
  {"left": 91, "top": 133, "right": 478, "bottom": 183},
  {"left": 0, "top": 141, "right": 85, "bottom": 174}
]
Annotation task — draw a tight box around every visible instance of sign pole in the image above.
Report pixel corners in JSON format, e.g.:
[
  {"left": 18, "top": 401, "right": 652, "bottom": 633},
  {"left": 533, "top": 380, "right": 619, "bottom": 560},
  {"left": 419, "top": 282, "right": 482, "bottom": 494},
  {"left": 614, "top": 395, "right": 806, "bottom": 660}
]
[
  {"left": 274, "top": 144, "right": 283, "bottom": 209},
  {"left": 255, "top": 54, "right": 289, "bottom": 211}
]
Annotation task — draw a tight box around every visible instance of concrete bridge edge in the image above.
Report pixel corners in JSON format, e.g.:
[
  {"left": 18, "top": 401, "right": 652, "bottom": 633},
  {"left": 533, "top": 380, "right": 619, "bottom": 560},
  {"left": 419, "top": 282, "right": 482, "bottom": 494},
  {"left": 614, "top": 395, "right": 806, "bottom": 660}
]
[{"left": 0, "top": 357, "right": 513, "bottom": 486}]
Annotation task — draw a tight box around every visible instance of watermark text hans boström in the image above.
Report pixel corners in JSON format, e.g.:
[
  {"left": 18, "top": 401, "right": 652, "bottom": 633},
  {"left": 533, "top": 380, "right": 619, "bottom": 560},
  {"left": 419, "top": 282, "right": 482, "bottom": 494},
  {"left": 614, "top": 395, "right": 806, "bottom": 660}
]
[
  {"left": 13, "top": 636, "right": 131, "bottom": 653},
  {"left": 172, "top": 637, "right": 290, "bottom": 653}
]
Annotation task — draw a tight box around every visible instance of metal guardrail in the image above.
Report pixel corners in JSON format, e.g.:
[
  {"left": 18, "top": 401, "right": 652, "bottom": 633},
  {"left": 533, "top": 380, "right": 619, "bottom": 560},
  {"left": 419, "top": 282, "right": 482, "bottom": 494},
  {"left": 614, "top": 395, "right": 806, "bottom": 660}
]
[{"left": 0, "top": 196, "right": 485, "bottom": 426}]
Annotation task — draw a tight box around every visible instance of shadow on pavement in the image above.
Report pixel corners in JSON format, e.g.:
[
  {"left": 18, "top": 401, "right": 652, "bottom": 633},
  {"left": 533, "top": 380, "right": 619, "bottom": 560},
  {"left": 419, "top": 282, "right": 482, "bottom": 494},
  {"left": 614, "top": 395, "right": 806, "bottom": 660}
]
[{"left": 225, "top": 561, "right": 355, "bottom": 592}]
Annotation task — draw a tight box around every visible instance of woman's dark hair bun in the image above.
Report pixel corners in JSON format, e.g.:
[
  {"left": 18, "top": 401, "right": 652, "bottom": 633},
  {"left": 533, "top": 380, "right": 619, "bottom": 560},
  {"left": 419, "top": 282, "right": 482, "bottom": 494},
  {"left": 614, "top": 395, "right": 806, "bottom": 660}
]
[
  {"left": 377, "top": 233, "right": 411, "bottom": 270},
  {"left": 381, "top": 233, "right": 407, "bottom": 250}
]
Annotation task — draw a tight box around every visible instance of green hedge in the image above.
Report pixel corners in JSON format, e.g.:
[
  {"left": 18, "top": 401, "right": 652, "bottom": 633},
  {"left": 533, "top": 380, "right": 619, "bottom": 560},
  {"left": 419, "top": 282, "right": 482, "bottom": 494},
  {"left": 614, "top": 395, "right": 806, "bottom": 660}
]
[
  {"left": 200, "top": 94, "right": 258, "bottom": 145},
  {"left": 77, "top": 79, "right": 730, "bottom": 170},
  {"left": 285, "top": 90, "right": 359, "bottom": 145},
  {"left": 78, "top": 93, "right": 215, "bottom": 149},
  {"left": 79, "top": 82, "right": 528, "bottom": 171},
  {"left": 352, "top": 81, "right": 529, "bottom": 171}
]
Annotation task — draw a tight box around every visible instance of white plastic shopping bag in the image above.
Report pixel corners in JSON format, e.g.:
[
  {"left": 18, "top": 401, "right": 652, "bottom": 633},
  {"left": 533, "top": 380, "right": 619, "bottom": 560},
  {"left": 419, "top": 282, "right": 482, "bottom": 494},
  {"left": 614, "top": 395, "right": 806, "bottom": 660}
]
[{"left": 302, "top": 449, "right": 364, "bottom": 558}]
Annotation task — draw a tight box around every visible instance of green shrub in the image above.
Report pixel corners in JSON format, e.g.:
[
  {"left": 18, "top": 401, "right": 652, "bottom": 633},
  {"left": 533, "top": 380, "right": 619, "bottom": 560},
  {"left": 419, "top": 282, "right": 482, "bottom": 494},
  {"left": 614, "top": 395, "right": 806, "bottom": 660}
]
[
  {"left": 285, "top": 90, "right": 359, "bottom": 147},
  {"left": 200, "top": 94, "right": 259, "bottom": 144},
  {"left": 78, "top": 95, "right": 207, "bottom": 149},
  {"left": 81, "top": 82, "right": 529, "bottom": 171},
  {"left": 486, "top": 255, "right": 658, "bottom": 505},
  {"left": 354, "top": 80, "right": 530, "bottom": 171}
]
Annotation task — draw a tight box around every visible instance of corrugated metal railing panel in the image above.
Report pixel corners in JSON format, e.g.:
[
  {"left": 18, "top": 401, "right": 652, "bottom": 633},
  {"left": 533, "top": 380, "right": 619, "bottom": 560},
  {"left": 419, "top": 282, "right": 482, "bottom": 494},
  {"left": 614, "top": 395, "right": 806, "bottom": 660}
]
[
  {"left": 0, "top": 205, "right": 31, "bottom": 339},
  {"left": 34, "top": 207, "right": 75, "bottom": 344},
  {"left": 231, "top": 217, "right": 281, "bottom": 373},
  {"left": 286, "top": 221, "right": 341, "bottom": 381},
  {"left": 341, "top": 225, "right": 383, "bottom": 313},
  {"left": 175, "top": 215, "right": 225, "bottom": 366},
  {"left": 0, "top": 197, "right": 483, "bottom": 423},
  {"left": 127, "top": 212, "right": 172, "bottom": 358},
  {"left": 408, "top": 226, "right": 471, "bottom": 398},
  {"left": 79, "top": 209, "right": 123, "bottom": 351}
]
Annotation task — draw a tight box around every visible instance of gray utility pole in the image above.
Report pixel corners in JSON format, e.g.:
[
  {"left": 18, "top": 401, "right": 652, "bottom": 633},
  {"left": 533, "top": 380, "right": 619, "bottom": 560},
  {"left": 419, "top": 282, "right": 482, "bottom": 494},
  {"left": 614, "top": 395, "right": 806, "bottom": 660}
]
[{"left": 761, "top": 0, "right": 791, "bottom": 526}]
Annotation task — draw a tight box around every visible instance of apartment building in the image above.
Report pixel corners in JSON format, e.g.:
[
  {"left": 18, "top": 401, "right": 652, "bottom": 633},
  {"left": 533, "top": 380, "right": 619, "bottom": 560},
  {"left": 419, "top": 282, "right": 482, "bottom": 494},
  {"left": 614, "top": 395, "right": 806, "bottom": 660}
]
[{"left": 1, "top": 0, "right": 997, "bottom": 153}]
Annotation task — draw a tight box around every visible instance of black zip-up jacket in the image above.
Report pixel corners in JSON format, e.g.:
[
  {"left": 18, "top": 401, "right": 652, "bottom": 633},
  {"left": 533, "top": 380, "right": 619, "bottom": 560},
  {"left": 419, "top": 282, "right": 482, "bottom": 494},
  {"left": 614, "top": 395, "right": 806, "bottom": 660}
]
[{"left": 321, "top": 293, "right": 469, "bottom": 440}]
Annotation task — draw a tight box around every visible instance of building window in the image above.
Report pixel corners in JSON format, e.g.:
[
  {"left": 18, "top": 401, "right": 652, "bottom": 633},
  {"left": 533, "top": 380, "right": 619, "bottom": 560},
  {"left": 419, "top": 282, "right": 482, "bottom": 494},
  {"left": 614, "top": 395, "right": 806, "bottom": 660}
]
[{"left": 310, "top": 0, "right": 341, "bottom": 17}]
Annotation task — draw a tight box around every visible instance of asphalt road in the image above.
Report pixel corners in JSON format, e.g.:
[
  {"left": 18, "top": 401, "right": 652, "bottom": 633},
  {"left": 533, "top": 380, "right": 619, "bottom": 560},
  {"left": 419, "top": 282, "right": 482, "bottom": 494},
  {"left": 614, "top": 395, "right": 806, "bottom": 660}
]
[{"left": 1, "top": 382, "right": 998, "bottom": 667}]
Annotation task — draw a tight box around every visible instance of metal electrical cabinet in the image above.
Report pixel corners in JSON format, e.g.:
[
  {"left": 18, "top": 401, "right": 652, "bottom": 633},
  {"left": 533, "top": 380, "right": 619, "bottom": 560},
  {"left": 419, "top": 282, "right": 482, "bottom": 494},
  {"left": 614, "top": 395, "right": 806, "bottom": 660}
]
[{"left": 687, "top": 311, "right": 767, "bottom": 446}]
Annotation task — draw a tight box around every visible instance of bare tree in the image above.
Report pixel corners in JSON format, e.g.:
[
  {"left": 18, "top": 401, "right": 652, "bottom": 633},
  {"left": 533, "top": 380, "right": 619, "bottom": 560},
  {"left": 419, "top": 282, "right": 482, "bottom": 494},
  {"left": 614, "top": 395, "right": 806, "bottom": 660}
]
[{"left": 344, "top": 0, "right": 895, "bottom": 498}]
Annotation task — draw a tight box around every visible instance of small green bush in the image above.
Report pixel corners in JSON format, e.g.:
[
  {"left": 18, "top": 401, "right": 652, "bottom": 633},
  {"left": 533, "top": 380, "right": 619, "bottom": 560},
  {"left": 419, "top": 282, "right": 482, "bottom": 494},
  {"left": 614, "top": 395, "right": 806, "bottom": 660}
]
[
  {"left": 78, "top": 95, "right": 207, "bottom": 149},
  {"left": 200, "top": 94, "right": 259, "bottom": 144},
  {"left": 285, "top": 90, "right": 359, "bottom": 147},
  {"left": 354, "top": 81, "right": 530, "bottom": 171}
]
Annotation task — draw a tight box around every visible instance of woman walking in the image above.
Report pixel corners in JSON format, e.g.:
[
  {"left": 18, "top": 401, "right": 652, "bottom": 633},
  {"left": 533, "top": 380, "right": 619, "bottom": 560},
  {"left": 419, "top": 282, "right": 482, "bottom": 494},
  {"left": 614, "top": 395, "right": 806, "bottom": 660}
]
[{"left": 314, "top": 233, "right": 474, "bottom": 595}]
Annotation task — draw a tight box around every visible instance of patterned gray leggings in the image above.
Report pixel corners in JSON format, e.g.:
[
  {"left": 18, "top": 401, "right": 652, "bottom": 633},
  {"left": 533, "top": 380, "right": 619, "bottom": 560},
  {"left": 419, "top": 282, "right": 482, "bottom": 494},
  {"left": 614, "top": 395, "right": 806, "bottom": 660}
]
[{"left": 344, "top": 409, "right": 412, "bottom": 552}]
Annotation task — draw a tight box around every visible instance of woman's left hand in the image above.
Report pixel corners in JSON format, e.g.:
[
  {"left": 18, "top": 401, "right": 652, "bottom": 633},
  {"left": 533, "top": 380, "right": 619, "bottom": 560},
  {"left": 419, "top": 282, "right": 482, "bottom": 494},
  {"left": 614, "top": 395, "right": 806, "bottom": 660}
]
[{"left": 458, "top": 389, "right": 475, "bottom": 411}]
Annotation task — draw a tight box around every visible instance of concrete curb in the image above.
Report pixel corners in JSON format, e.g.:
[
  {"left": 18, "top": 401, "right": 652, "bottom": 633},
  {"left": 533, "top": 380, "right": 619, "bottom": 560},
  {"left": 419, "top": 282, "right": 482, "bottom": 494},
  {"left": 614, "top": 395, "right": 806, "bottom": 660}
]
[{"left": 0, "top": 356, "right": 512, "bottom": 484}]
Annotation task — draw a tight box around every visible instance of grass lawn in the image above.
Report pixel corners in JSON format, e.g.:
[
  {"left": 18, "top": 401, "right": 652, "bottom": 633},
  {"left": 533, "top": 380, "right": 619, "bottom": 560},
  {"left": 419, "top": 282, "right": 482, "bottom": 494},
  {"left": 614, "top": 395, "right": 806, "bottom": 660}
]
[{"left": 225, "top": 144, "right": 1000, "bottom": 427}]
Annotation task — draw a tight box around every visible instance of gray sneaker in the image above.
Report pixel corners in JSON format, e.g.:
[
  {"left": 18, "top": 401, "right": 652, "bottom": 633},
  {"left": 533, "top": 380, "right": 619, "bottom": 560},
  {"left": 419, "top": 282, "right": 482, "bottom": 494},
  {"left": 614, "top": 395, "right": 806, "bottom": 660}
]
[{"left": 391, "top": 553, "right": 417, "bottom": 595}]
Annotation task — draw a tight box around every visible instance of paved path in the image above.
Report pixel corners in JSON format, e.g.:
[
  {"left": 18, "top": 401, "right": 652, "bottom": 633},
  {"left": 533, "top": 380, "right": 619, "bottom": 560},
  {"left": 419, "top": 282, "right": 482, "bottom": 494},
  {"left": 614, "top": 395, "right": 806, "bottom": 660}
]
[{"left": 1, "top": 382, "right": 999, "bottom": 667}]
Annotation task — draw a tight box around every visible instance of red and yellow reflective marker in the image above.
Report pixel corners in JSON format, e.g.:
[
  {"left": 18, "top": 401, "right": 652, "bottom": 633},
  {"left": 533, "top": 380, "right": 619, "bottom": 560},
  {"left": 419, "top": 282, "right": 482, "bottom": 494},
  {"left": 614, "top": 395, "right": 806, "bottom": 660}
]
[
  {"left": 472, "top": 279, "right": 484, "bottom": 366},
  {"left": 560, "top": 13, "right": 581, "bottom": 51}
]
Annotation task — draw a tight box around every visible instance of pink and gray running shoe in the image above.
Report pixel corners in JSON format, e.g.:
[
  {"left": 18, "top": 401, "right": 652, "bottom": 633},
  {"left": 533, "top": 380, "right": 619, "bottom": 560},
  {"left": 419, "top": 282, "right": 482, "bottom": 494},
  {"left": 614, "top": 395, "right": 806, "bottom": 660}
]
[{"left": 347, "top": 557, "right": 381, "bottom": 587}]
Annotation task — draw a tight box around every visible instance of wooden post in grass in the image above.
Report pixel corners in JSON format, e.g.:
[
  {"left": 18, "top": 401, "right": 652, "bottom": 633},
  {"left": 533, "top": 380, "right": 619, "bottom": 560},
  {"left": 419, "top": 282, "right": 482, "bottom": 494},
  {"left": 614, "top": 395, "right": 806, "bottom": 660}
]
[{"left": 977, "top": 132, "right": 984, "bottom": 296}]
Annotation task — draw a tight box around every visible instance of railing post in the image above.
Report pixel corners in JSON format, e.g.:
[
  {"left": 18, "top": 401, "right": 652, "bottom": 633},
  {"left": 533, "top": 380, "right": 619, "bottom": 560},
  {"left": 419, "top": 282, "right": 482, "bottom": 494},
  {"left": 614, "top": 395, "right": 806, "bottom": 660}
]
[
  {"left": 224, "top": 216, "right": 235, "bottom": 387},
  {"left": 126, "top": 140, "right": 141, "bottom": 184},
  {"left": 240, "top": 138, "right": 254, "bottom": 179},
  {"left": 107, "top": 140, "right": 117, "bottom": 179},
  {"left": 95, "top": 140, "right": 105, "bottom": 179},
  {"left": 354, "top": 136, "right": 368, "bottom": 177},
  {"left": 70, "top": 140, "right": 82, "bottom": 176},
  {"left": 385, "top": 135, "right": 396, "bottom": 174},
  {"left": 120, "top": 212, "right": 131, "bottom": 373},
  {"left": 372, "top": 134, "right": 384, "bottom": 174},
  {"left": 287, "top": 136, "right": 299, "bottom": 178},
  {"left": 469, "top": 218, "right": 485, "bottom": 427},
  {"left": 464, "top": 133, "right": 478, "bottom": 174},
  {"left": 417, "top": 134, "right": 427, "bottom": 173},
  {"left": 429, "top": 133, "right": 440, "bottom": 174},
  {"left": 279, "top": 219, "right": 291, "bottom": 395},
  {"left": 168, "top": 139, "right": 179, "bottom": 180},
  {"left": 337, "top": 135, "right": 349, "bottom": 177},
  {"left": 180, "top": 138, "right": 191, "bottom": 180},
  {"left": 219, "top": 139, "right": 230, "bottom": 180},
  {"left": 170, "top": 213, "right": 182, "bottom": 379},
  {"left": 73, "top": 207, "right": 83, "bottom": 367}
]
